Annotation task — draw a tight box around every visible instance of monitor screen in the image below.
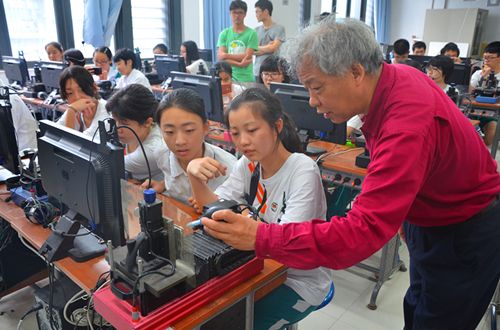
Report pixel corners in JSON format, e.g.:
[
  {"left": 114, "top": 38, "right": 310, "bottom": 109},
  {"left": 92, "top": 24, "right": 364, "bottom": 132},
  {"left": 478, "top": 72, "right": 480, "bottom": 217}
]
[
  {"left": 37, "top": 119, "right": 126, "bottom": 247},
  {"left": 0, "top": 88, "right": 20, "bottom": 174},
  {"left": 198, "top": 49, "right": 213, "bottom": 62},
  {"left": 2, "top": 56, "right": 29, "bottom": 87},
  {"left": 171, "top": 72, "right": 224, "bottom": 123},
  {"left": 40, "top": 61, "right": 67, "bottom": 92},
  {"left": 447, "top": 63, "right": 471, "bottom": 86},
  {"left": 408, "top": 55, "right": 433, "bottom": 66},
  {"left": 154, "top": 54, "right": 186, "bottom": 81},
  {"left": 270, "top": 82, "right": 346, "bottom": 145}
]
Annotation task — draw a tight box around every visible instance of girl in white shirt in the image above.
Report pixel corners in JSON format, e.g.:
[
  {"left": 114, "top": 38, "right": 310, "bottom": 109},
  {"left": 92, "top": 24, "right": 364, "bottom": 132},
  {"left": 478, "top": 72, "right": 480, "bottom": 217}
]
[
  {"left": 187, "top": 88, "right": 332, "bottom": 329},
  {"left": 57, "top": 66, "right": 109, "bottom": 137},
  {"left": 113, "top": 48, "right": 152, "bottom": 91},
  {"left": 180, "top": 41, "right": 209, "bottom": 75},
  {"left": 92, "top": 46, "right": 119, "bottom": 82},
  {"left": 145, "top": 88, "right": 236, "bottom": 204},
  {"left": 426, "top": 55, "right": 454, "bottom": 93},
  {"left": 105, "top": 84, "right": 163, "bottom": 182}
]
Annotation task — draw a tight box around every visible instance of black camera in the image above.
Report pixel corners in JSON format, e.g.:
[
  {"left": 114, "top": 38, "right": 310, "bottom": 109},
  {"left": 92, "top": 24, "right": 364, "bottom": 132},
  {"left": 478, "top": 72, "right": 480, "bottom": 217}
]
[{"left": 87, "top": 66, "right": 102, "bottom": 75}]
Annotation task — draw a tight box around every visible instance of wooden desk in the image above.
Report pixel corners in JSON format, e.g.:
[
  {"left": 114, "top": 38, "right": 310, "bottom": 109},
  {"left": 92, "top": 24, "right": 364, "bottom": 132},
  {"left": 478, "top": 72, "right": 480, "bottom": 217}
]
[
  {"left": 308, "top": 141, "right": 367, "bottom": 177},
  {"left": 0, "top": 183, "right": 286, "bottom": 328}
]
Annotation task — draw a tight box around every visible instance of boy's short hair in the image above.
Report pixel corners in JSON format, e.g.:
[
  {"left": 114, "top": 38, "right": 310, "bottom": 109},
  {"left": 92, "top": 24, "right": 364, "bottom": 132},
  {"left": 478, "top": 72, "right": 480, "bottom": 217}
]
[
  {"left": 484, "top": 41, "right": 500, "bottom": 56},
  {"left": 393, "top": 39, "right": 410, "bottom": 56},
  {"left": 412, "top": 41, "right": 426, "bottom": 52},
  {"left": 440, "top": 42, "right": 460, "bottom": 57},
  {"left": 428, "top": 55, "right": 454, "bottom": 83},
  {"left": 113, "top": 48, "right": 137, "bottom": 68},
  {"left": 255, "top": 0, "right": 273, "bottom": 16},
  {"left": 230, "top": 0, "right": 247, "bottom": 13}
]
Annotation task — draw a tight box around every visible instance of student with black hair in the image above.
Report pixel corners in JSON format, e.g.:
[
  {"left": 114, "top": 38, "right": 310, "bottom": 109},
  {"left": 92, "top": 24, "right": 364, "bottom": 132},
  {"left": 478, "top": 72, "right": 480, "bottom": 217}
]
[
  {"left": 187, "top": 87, "right": 331, "bottom": 329},
  {"left": 441, "top": 42, "right": 462, "bottom": 64},
  {"left": 392, "top": 39, "right": 410, "bottom": 64},
  {"left": 64, "top": 48, "right": 85, "bottom": 67},
  {"left": 180, "top": 40, "right": 209, "bottom": 75},
  {"left": 143, "top": 88, "right": 236, "bottom": 203},
  {"left": 57, "top": 66, "right": 109, "bottom": 136},
  {"left": 426, "top": 55, "right": 454, "bottom": 92},
  {"left": 257, "top": 55, "right": 290, "bottom": 88},
  {"left": 254, "top": 0, "right": 286, "bottom": 81},
  {"left": 105, "top": 84, "right": 163, "bottom": 181},
  {"left": 92, "top": 46, "right": 118, "bottom": 81},
  {"left": 113, "top": 48, "right": 151, "bottom": 91},
  {"left": 153, "top": 43, "right": 169, "bottom": 55},
  {"left": 412, "top": 41, "right": 426, "bottom": 56},
  {"left": 214, "top": 61, "right": 245, "bottom": 99},
  {"left": 470, "top": 41, "right": 500, "bottom": 147},
  {"left": 45, "top": 41, "right": 64, "bottom": 62}
]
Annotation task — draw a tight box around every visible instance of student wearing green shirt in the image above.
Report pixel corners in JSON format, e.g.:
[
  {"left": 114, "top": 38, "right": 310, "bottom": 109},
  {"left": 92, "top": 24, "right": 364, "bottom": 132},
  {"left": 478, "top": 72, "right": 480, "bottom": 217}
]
[{"left": 217, "top": 0, "right": 259, "bottom": 82}]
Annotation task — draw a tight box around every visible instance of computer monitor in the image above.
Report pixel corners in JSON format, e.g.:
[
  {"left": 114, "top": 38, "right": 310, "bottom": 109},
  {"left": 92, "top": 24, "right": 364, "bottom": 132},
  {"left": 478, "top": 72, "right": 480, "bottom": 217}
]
[
  {"left": 0, "top": 88, "right": 20, "bottom": 174},
  {"left": 447, "top": 63, "right": 471, "bottom": 86},
  {"left": 39, "top": 61, "right": 67, "bottom": 92},
  {"left": 154, "top": 54, "right": 186, "bottom": 81},
  {"left": 37, "top": 119, "right": 126, "bottom": 247},
  {"left": 408, "top": 55, "right": 433, "bottom": 66},
  {"left": 171, "top": 72, "right": 224, "bottom": 123},
  {"left": 270, "top": 82, "right": 346, "bottom": 145},
  {"left": 198, "top": 49, "right": 213, "bottom": 62},
  {"left": 2, "top": 55, "right": 29, "bottom": 87}
]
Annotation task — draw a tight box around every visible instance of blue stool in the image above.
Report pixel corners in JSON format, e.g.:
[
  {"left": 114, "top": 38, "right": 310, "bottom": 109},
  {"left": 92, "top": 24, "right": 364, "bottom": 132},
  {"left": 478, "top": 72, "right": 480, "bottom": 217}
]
[{"left": 286, "top": 282, "right": 335, "bottom": 330}]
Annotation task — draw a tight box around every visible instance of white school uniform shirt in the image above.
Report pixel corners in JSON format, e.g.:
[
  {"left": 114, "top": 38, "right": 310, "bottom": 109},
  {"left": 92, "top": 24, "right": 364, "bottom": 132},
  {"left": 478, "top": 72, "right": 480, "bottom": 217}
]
[
  {"left": 57, "top": 99, "right": 109, "bottom": 137},
  {"left": 215, "top": 153, "right": 332, "bottom": 306},
  {"left": 9, "top": 90, "right": 38, "bottom": 151},
  {"left": 125, "top": 126, "right": 164, "bottom": 181},
  {"left": 347, "top": 115, "right": 363, "bottom": 136},
  {"left": 186, "top": 59, "right": 209, "bottom": 75},
  {"left": 470, "top": 69, "right": 500, "bottom": 89},
  {"left": 156, "top": 142, "right": 237, "bottom": 204},
  {"left": 115, "top": 69, "right": 152, "bottom": 91}
]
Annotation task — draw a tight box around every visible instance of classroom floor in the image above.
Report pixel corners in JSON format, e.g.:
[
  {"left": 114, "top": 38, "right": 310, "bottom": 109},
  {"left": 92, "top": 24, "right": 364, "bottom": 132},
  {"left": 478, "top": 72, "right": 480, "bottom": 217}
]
[{"left": 1, "top": 147, "right": 499, "bottom": 330}]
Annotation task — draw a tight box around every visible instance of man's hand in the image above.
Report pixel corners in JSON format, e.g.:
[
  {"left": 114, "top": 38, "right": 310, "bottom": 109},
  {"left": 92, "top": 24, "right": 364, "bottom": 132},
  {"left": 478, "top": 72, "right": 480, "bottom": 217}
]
[{"left": 201, "top": 209, "right": 259, "bottom": 251}]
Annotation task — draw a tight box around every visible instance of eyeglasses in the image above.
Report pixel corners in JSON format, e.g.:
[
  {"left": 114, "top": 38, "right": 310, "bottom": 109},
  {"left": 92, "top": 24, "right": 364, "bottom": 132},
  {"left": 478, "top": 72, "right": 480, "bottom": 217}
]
[
  {"left": 483, "top": 55, "right": 499, "bottom": 61},
  {"left": 261, "top": 72, "right": 282, "bottom": 79},
  {"left": 426, "top": 66, "right": 441, "bottom": 73}
]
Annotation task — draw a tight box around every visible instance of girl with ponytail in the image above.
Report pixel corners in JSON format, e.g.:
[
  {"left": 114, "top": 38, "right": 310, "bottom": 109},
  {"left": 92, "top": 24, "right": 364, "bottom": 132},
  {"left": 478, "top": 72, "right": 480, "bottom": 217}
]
[{"left": 187, "top": 87, "right": 332, "bottom": 329}]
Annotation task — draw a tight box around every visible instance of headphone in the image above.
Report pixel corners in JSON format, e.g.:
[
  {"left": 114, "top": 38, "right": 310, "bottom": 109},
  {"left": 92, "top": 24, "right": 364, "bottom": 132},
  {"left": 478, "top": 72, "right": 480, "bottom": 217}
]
[{"left": 22, "top": 199, "right": 57, "bottom": 227}]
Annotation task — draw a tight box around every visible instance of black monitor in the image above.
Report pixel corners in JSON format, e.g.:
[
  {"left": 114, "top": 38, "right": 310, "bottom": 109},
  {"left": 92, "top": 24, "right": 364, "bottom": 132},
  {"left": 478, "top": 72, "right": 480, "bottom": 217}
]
[
  {"left": 198, "top": 49, "right": 213, "bottom": 62},
  {"left": 171, "top": 72, "right": 224, "bottom": 123},
  {"left": 270, "top": 82, "right": 346, "bottom": 145},
  {"left": 154, "top": 54, "right": 186, "bottom": 81},
  {"left": 37, "top": 119, "right": 125, "bottom": 247},
  {"left": 0, "top": 87, "right": 20, "bottom": 174},
  {"left": 2, "top": 55, "right": 29, "bottom": 87},
  {"left": 408, "top": 55, "right": 433, "bottom": 66},
  {"left": 448, "top": 63, "right": 471, "bottom": 86},
  {"left": 39, "top": 61, "right": 67, "bottom": 92}
]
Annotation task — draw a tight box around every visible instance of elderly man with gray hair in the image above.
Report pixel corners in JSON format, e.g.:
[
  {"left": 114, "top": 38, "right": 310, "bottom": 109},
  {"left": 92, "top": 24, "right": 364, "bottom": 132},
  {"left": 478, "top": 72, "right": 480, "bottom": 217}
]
[{"left": 201, "top": 18, "right": 500, "bottom": 329}]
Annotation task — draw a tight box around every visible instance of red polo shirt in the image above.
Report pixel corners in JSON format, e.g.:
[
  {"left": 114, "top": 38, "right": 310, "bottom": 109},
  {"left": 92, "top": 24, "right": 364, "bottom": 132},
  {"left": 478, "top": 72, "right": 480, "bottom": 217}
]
[{"left": 255, "top": 63, "right": 500, "bottom": 270}]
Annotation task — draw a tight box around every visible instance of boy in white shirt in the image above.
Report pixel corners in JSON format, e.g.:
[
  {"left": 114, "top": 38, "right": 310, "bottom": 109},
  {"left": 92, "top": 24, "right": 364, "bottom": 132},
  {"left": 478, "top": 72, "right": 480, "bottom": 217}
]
[{"left": 113, "top": 48, "right": 152, "bottom": 91}]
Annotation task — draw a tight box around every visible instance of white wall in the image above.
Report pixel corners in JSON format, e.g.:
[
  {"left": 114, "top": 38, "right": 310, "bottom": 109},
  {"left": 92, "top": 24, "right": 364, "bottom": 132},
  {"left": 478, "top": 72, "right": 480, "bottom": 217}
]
[{"left": 390, "top": 0, "right": 500, "bottom": 46}]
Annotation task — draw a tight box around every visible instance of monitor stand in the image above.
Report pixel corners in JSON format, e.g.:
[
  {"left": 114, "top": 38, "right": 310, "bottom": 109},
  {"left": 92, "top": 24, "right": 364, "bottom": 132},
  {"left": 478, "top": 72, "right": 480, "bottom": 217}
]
[
  {"left": 43, "top": 89, "right": 60, "bottom": 105},
  {"left": 299, "top": 130, "right": 327, "bottom": 156},
  {"left": 39, "top": 210, "right": 106, "bottom": 263}
]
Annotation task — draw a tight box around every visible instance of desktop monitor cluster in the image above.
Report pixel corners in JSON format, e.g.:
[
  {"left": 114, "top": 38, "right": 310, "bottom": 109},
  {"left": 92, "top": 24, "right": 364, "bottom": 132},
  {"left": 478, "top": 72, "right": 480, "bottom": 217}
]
[{"left": 408, "top": 55, "right": 472, "bottom": 86}]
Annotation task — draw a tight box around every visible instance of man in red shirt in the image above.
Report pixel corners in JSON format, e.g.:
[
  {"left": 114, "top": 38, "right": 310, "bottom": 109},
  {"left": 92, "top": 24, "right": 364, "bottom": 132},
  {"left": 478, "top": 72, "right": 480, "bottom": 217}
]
[{"left": 201, "top": 18, "right": 500, "bottom": 329}]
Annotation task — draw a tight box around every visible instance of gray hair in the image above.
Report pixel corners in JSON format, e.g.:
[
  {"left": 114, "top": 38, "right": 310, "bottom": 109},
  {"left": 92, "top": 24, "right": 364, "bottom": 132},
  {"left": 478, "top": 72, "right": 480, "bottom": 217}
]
[{"left": 282, "top": 18, "right": 384, "bottom": 78}]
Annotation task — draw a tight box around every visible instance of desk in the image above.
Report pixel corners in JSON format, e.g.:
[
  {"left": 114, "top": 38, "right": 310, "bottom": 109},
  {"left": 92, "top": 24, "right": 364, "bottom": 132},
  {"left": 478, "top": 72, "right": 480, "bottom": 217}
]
[
  {"left": 0, "top": 182, "right": 286, "bottom": 328},
  {"left": 463, "top": 98, "right": 500, "bottom": 158}
]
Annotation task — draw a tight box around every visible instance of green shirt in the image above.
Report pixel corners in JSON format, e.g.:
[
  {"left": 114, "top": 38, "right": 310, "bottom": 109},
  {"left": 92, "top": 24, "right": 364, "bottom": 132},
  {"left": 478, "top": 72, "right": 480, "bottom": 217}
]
[{"left": 217, "top": 26, "right": 259, "bottom": 82}]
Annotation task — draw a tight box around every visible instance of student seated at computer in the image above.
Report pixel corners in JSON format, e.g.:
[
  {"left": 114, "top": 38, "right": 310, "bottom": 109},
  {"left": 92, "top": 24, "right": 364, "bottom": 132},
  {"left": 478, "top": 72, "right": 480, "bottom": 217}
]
[
  {"left": 257, "top": 55, "right": 290, "bottom": 89},
  {"left": 91, "top": 46, "right": 118, "bottom": 81},
  {"left": 153, "top": 43, "right": 168, "bottom": 55},
  {"left": 56, "top": 66, "right": 109, "bottom": 136},
  {"left": 0, "top": 79, "right": 37, "bottom": 151},
  {"left": 214, "top": 61, "right": 244, "bottom": 99},
  {"left": 63, "top": 49, "right": 85, "bottom": 67},
  {"left": 180, "top": 40, "right": 209, "bottom": 75},
  {"left": 142, "top": 88, "right": 236, "bottom": 204},
  {"left": 113, "top": 48, "right": 152, "bottom": 91},
  {"left": 426, "top": 55, "right": 454, "bottom": 92},
  {"left": 105, "top": 84, "right": 164, "bottom": 182},
  {"left": 441, "top": 42, "right": 462, "bottom": 64},
  {"left": 412, "top": 41, "right": 426, "bottom": 56},
  {"left": 45, "top": 41, "right": 64, "bottom": 62},
  {"left": 469, "top": 41, "right": 500, "bottom": 147},
  {"left": 392, "top": 39, "right": 410, "bottom": 64},
  {"left": 186, "top": 88, "right": 332, "bottom": 329}
]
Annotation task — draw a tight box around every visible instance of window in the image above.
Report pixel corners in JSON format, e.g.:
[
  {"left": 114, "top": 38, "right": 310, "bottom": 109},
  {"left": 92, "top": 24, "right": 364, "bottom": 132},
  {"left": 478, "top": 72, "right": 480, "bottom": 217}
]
[
  {"left": 4, "top": 0, "right": 58, "bottom": 61},
  {"left": 131, "top": 0, "right": 168, "bottom": 58},
  {"left": 70, "top": 0, "right": 115, "bottom": 59},
  {"left": 334, "top": 0, "right": 349, "bottom": 19}
]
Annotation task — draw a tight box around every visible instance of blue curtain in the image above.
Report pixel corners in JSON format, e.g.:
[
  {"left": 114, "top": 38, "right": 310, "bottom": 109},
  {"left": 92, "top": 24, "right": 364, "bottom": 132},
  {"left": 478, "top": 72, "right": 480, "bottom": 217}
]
[
  {"left": 374, "top": 0, "right": 390, "bottom": 44},
  {"left": 203, "top": 0, "right": 232, "bottom": 63},
  {"left": 83, "top": 0, "right": 123, "bottom": 47}
]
